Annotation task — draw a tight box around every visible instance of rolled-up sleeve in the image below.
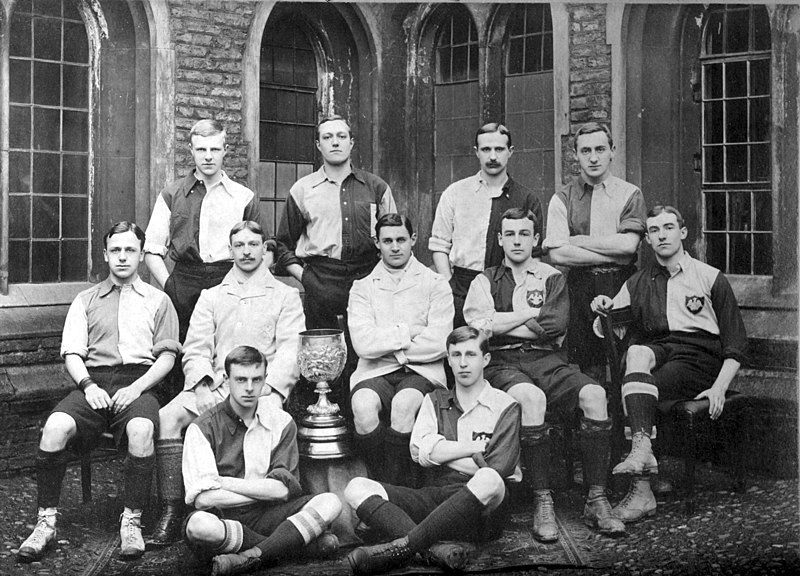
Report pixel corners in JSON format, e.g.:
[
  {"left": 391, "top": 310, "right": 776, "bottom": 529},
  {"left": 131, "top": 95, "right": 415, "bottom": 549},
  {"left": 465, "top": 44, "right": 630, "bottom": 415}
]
[
  {"left": 144, "top": 193, "right": 172, "bottom": 257},
  {"left": 543, "top": 192, "right": 570, "bottom": 249},
  {"left": 60, "top": 297, "right": 89, "bottom": 360},
  {"left": 711, "top": 273, "right": 748, "bottom": 364},
  {"left": 266, "top": 289, "right": 305, "bottom": 399},
  {"left": 428, "top": 188, "right": 455, "bottom": 255},
  {"left": 152, "top": 295, "right": 181, "bottom": 358},
  {"left": 479, "top": 402, "right": 521, "bottom": 478},
  {"left": 265, "top": 420, "right": 303, "bottom": 500},
  {"left": 618, "top": 189, "right": 647, "bottom": 236},
  {"left": 410, "top": 394, "right": 445, "bottom": 467},
  {"left": 274, "top": 191, "right": 306, "bottom": 273},
  {"left": 183, "top": 423, "right": 221, "bottom": 506},
  {"left": 463, "top": 274, "right": 495, "bottom": 336}
]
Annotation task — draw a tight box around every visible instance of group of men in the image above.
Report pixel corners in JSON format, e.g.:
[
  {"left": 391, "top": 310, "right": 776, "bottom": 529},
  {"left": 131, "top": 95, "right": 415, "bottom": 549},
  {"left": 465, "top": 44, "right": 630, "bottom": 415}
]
[{"left": 16, "top": 115, "right": 746, "bottom": 576}]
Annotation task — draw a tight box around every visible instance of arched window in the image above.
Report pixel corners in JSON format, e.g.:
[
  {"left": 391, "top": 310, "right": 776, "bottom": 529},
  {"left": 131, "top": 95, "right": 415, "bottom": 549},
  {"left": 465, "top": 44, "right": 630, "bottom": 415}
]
[
  {"left": 504, "top": 3, "right": 554, "bottom": 201},
  {"left": 701, "top": 5, "right": 771, "bottom": 275},
  {"left": 258, "top": 14, "right": 318, "bottom": 236},
  {"left": 433, "top": 11, "right": 479, "bottom": 196},
  {"left": 8, "top": 0, "right": 90, "bottom": 283}
]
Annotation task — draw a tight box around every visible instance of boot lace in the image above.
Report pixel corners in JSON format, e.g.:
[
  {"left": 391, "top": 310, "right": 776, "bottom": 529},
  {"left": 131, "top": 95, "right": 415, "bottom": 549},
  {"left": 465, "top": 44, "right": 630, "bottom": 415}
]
[{"left": 26, "top": 515, "right": 55, "bottom": 547}]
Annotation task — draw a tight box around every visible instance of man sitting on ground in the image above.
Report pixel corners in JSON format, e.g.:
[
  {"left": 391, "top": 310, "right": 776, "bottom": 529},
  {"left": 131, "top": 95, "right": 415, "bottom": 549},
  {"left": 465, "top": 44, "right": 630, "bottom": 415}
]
[
  {"left": 17, "top": 222, "right": 180, "bottom": 562},
  {"left": 591, "top": 205, "right": 747, "bottom": 523},
  {"left": 182, "top": 346, "right": 342, "bottom": 576},
  {"left": 344, "top": 327, "right": 521, "bottom": 575},
  {"left": 464, "top": 207, "right": 624, "bottom": 540},
  {"left": 348, "top": 213, "right": 453, "bottom": 486}
]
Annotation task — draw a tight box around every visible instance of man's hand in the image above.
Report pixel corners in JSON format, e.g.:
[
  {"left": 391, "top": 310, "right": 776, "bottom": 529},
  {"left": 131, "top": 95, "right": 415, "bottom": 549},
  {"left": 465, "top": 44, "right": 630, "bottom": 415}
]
[
  {"left": 695, "top": 385, "right": 726, "bottom": 420},
  {"left": 591, "top": 295, "right": 614, "bottom": 316},
  {"left": 111, "top": 385, "right": 142, "bottom": 414},
  {"left": 471, "top": 438, "right": 489, "bottom": 453},
  {"left": 195, "top": 383, "right": 217, "bottom": 415},
  {"left": 84, "top": 384, "right": 113, "bottom": 411},
  {"left": 570, "top": 234, "right": 592, "bottom": 247}
]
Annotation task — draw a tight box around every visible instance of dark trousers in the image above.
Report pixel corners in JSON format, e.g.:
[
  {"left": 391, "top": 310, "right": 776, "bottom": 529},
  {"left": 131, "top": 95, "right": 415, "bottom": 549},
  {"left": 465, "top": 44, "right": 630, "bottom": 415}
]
[{"left": 450, "top": 267, "right": 481, "bottom": 329}]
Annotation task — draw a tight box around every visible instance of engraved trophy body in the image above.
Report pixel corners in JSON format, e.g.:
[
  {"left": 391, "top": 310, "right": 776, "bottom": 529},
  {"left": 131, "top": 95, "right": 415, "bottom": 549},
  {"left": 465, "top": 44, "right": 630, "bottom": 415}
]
[{"left": 296, "top": 329, "right": 350, "bottom": 459}]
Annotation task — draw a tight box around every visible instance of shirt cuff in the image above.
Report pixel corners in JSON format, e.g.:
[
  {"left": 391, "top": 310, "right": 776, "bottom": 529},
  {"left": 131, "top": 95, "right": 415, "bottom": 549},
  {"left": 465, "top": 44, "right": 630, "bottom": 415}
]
[
  {"left": 428, "top": 236, "right": 452, "bottom": 254},
  {"left": 143, "top": 242, "right": 168, "bottom": 257},
  {"left": 185, "top": 476, "right": 221, "bottom": 506},
  {"left": 416, "top": 434, "right": 446, "bottom": 467},
  {"left": 266, "top": 468, "right": 303, "bottom": 500}
]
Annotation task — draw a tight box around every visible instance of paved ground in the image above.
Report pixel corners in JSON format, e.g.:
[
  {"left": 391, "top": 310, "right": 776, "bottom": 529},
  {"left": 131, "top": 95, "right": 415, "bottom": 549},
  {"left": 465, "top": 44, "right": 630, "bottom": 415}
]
[{"left": 0, "top": 455, "right": 797, "bottom": 576}]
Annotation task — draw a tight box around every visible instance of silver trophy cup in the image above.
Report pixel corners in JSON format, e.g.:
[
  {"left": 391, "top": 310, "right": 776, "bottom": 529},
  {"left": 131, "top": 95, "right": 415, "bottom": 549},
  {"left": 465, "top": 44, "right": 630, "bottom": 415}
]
[{"left": 296, "top": 329, "right": 350, "bottom": 459}]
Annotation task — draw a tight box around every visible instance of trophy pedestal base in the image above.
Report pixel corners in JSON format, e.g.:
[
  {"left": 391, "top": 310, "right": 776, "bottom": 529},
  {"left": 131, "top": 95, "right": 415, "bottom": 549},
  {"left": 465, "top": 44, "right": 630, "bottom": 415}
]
[{"left": 297, "top": 413, "right": 351, "bottom": 460}]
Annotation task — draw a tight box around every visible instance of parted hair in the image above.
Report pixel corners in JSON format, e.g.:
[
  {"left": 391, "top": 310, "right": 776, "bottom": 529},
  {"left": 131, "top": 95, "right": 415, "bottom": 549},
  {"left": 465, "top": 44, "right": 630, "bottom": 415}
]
[
  {"left": 316, "top": 114, "right": 352, "bottom": 139},
  {"left": 500, "top": 207, "right": 540, "bottom": 236},
  {"left": 104, "top": 221, "right": 145, "bottom": 249},
  {"left": 475, "top": 122, "right": 512, "bottom": 148},
  {"left": 189, "top": 119, "right": 226, "bottom": 144},
  {"left": 229, "top": 220, "right": 267, "bottom": 242},
  {"left": 224, "top": 345, "right": 267, "bottom": 376},
  {"left": 446, "top": 326, "right": 489, "bottom": 355},
  {"left": 573, "top": 122, "right": 614, "bottom": 150},
  {"left": 647, "top": 205, "right": 685, "bottom": 228},
  {"left": 375, "top": 213, "right": 414, "bottom": 237}
]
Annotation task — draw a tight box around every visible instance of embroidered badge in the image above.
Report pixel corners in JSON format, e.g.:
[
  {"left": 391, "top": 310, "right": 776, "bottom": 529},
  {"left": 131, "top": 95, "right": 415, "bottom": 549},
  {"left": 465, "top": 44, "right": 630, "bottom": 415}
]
[
  {"left": 526, "top": 290, "right": 544, "bottom": 308},
  {"left": 685, "top": 295, "right": 705, "bottom": 314}
]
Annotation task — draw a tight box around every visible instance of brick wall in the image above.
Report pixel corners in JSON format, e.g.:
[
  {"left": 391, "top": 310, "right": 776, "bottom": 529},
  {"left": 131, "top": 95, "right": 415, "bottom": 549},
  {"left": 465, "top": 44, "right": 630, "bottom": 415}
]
[
  {"left": 564, "top": 3, "right": 612, "bottom": 180},
  {"left": 169, "top": 0, "right": 256, "bottom": 183}
]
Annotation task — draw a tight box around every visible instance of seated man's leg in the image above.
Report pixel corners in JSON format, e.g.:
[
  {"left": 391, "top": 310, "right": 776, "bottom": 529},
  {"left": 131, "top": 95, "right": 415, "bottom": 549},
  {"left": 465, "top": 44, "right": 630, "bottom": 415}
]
[
  {"left": 351, "top": 385, "right": 388, "bottom": 480},
  {"left": 17, "top": 405, "right": 85, "bottom": 562},
  {"left": 386, "top": 375, "right": 434, "bottom": 487},
  {"left": 150, "top": 389, "right": 225, "bottom": 548}
]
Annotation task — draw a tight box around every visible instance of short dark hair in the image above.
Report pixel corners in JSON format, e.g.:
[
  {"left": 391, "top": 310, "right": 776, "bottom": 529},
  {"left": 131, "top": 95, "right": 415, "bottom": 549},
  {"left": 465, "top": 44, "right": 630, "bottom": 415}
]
[
  {"left": 190, "top": 119, "right": 226, "bottom": 144},
  {"left": 573, "top": 122, "right": 614, "bottom": 151},
  {"left": 224, "top": 345, "right": 267, "bottom": 376},
  {"left": 446, "top": 326, "right": 489, "bottom": 355},
  {"left": 475, "top": 122, "right": 512, "bottom": 148},
  {"left": 647, "top": 205, "right": 685, "bottom": 229},
  {"left": 316, "top": 115, "right": 352, "bottom": 140},
  {"left": 375, "top": 213, "right": 414, "bottom": 238},
  {"left": 229, "top": 220, "right": 267, "bottom": 242},
  {"left": 500, "top": 207, "right": 540, "bottom": 236},
  {"left": 104, "top": 221, "right": 145, "bottom": 249}
]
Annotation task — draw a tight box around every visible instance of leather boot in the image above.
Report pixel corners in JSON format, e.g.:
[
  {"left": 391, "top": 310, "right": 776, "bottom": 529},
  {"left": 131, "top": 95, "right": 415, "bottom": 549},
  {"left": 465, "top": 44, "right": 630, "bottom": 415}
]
[
  {"left": 532, "top": 490, "right": 559, "bottom": 543},
  {"left": 583, "top": 495, "right": 626, "bottom": 537},
  {"left": 347, "top": 535, "right": 414, "bottom": 576},
  {"left": 613, "top": 432, "right": 658, "bottom": 475},
  {"left": 211, "top": 546, "right": 262, "bottom": 576},
  {"left": 424, "top": 542, "right": 470, "bottom": 571},
  {"left": 612, "top": 476, "right": 657, "bottom": 523},
  {"left": 147, "top": 501, "right": 184, "bottom": 548}
]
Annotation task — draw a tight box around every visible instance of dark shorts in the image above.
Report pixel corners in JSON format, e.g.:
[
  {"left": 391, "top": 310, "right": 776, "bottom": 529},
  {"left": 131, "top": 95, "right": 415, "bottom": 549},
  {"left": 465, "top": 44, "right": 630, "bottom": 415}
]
[
  {"left": 381, "top": 480, "right": 510, "bottom": 542},
  {"left": 351, "top": 369, "right": 436, "bottom": 417},
  {"left": 184, "top": 494, "right": 314, "bottom": 539},
  {"left": 485, "top": 347, "right": 596, "bottom": 414},
  {"left": 643, "top": 334, "right": 724, "bottom": 400},
  {"left": 51, "top": 365, "right": 160, "bottom": 448}
]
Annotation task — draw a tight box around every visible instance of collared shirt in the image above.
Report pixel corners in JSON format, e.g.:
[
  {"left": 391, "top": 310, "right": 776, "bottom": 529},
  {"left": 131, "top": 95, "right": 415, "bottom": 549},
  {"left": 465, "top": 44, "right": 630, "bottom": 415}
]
[
  {"left": 429, "top": 173, "right": 543, "bottom": 272},
  {"left": 61, "top": 276, "right": 180, "bottom": 367},
  {"left": 543, "top": 175, "right": 646, "bottom": 259},
  {"left": 144, "top": 171, "right": 264, "bottom": 264},
  {"left": 182, "top": 396, "right": 302, "bottom": 507},
  {"left": 411, "top": 382, "right": 522, "bottom": 482},
  {"left": 274, "top": 165, "right": 396, "bottom": 269},
  {"left": 598, "top": 252, "right": 748, "bottom": 363},
  {"left": 464, "top": 259, "right": 568, "bottom": 351},
  {"left": 348, "top": 256, "right": 454, "bottom": 388},
  {"left": 182, "top": 266, "right": 305, "bottom": 399}
]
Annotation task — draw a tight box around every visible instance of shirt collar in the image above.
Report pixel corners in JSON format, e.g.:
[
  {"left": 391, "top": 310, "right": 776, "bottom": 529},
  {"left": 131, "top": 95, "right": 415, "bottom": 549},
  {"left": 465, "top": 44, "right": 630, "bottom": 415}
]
[
  {"left": 444, "top": 380, "right": 494, "bottom": 413},
  {"left": 309, "top": 164, "right": 364, "bottom": 188},
  {"left": 221, "top": 264, "right": 278, "bottom": 294},
  {"left": 98, "top": 275, "right": 146, "bottom": 297},
  {"left": 490, "top": 258, "right": 544, "bottom": 281},
  {"left": 577, "top": 174, "right": 615, "bottom": 200},
  {"left": 182, "top": 171, "right": 234, "bottom": 197},
  {"left": 477, "top": 172, "right": 511, "bottom": 199},
  {"left": 221, "top": 396, "right": 274, "bottom": 435}
]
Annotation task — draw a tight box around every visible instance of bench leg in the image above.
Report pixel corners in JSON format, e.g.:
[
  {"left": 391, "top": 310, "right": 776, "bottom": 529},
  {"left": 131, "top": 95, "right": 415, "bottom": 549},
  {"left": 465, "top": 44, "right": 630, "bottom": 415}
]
[
  {"left": 81, "top": 452, "right": 92, "bottom": 504},
  {"left": 681, "top": 414, "right": 697, "bottom": 515}
]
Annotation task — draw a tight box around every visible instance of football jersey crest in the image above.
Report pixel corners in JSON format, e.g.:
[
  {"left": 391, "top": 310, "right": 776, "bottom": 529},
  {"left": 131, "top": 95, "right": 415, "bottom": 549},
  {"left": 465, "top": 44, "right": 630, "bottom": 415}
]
[
  {"left": 527, "top": 289, "right": 544, "bottom": 308},
  {"left": 685, "top": 295, "right": 705, "bottom": 314}
]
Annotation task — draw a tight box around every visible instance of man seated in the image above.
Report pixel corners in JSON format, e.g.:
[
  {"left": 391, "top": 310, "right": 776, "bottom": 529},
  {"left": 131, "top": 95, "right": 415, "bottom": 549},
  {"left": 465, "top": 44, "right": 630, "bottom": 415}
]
[
  {"left": 344, "top": 327, "right": 521, "bottom": 575},
  {"left": 591, "top": 205, "right": 747, "bottom": 522},
  {"left": 182, "top": 346, "right": 342, "bottom": 576},
  {"left": 463, "top": 207, "right": 624, "bottom": 540},
  {"left": 347, "top": 213, "right": 453, "bottom": 486},
  {"left": 17, "top": 222, "right": 180, "bottom": 562},
  {"left": 149, "top": 221, "right": 305, "bottom": 547}
]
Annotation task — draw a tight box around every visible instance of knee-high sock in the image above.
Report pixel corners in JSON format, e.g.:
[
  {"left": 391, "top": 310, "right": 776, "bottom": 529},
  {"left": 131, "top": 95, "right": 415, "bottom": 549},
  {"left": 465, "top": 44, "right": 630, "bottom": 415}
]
[
  {"left": 622, "top": 372, "right": 658, "bottom": 435},
  {"left": 156, "top": 438, "right": 184, "bottom": 503},
  {"left": 520, "top": 424, "right": 551, "bottom": 491},
  {"left": 407, "top": 487, "right": 484, "bottom": 551},
  {"left": 354, "top": 424, "right": 386, "bottom": 481},
  {"left": 37, "top": 448, "right": 70, "bottom": 509},
  {"left": 580, "top": 416, "right": 613, "bottom": 490},
  {"left": 255, "top": 507, "right": 327, "bottom": 559},
  {"left": 124, "top": 453, "right": 155, "bottom": 511},
  {"left": 384, "top": 428, "right": 413, "bottom": 487},
  {"left": 356, "top": 494, "right": 416, "bottom": 539}
]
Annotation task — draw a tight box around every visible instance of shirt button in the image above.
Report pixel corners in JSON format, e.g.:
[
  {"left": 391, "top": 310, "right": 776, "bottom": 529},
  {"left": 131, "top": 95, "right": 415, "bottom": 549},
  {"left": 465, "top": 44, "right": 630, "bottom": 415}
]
[
  {"left": 344, "top": 202, "right": 347, "bottom": 205},
  {"left": 345, "top": 218, "right": 349, "bottom": 221}
]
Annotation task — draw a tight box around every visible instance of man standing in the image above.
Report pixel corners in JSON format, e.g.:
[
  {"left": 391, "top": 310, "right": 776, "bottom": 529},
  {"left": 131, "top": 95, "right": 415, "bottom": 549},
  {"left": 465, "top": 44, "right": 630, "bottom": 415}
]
[
  {"left": 17, "top": 222, "right": 180, "bottom": 562},
  {"left": 544, "top": 122, "right": 646, "bottom": 373},
  {"left": 148, "top": 221, "right": 304, "bottom": 548},
  {"left": 592, "top": 205, "right": 747, "bottom": 523},
  {"left": 344, "top": 327, "right": 521, "bottom": 575},
  {"left": 464, "top": 208, "right": 624, "bottom": 540},
  {"left": 348, "top": 214, "right": 453, "bottom": 486},
  {"left": 144, "top": 119, "right": 267, "bottom": 343},
  {"left": 182, "top": 346, "right": 342, "bottom": 576},
  {"left": 430, "top": 123, "right": 542, "bottom": 327}
]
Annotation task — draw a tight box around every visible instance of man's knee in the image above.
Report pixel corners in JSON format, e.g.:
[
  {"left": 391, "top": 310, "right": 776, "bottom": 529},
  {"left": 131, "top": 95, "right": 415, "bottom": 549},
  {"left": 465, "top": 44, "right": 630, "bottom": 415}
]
[
  {"left": 344, "top": 476, "right": 386, "bottom": 510},
  {"left": 185, "top": 511, "right": 221, "bottom": 545},
  {"left": 126, "top": 417, "right": 155, "bottom": 449},
  {"left": 626, "top": 345, "right": 656, "bottom": 372},
  {"left": 578, "top": 383, "right": 607, "bottom": 411},
  {"left": 351, "top": 390, "right": 381, "bottom": 433},
  {"left": 508, "top": 383, "right": 546, "bottom": 418},
  {"left": 467, "top": 468, "right": 506, "bottom": 510},
  {"left": 40, "top": 412, "right": 78, "bottom": 449},
  {"left": 389, "top": 390, "right": 424, "bottom": 432},
  {"left": 158, "top": 399, "right": 192, "bottom": 437},
  {"left": 306, "top": 492, "right": 343, "bottom": 525}
]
